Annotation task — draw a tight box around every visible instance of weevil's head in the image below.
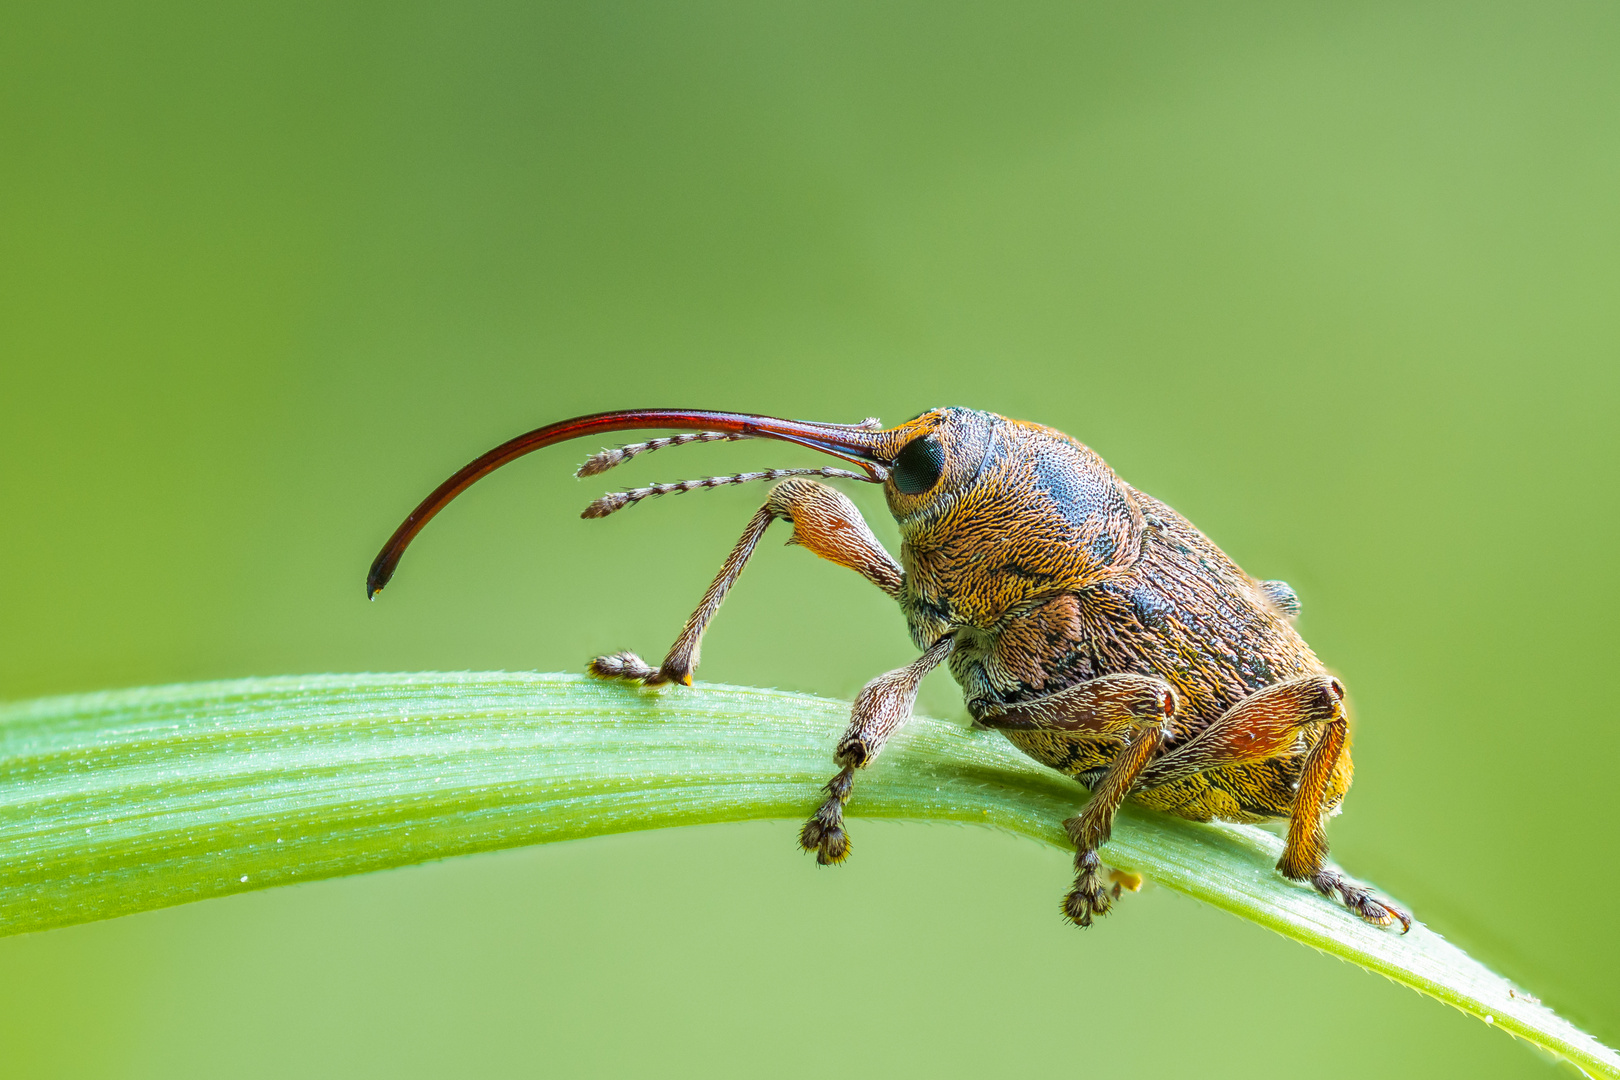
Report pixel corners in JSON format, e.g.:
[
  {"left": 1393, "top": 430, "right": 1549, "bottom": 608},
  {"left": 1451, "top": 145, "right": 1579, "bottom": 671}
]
[{"left": 869, "top": 407, "right": 998, "bottom": 530}]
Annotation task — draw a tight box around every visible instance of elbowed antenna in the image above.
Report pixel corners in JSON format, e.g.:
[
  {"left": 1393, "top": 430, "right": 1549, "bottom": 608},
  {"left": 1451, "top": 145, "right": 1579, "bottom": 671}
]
[
  {"left": 582, "top": 465, "right": 872, "bottom": 518},
  {"left": 365, "top": 408, "right": 907, "bottom": 599}
]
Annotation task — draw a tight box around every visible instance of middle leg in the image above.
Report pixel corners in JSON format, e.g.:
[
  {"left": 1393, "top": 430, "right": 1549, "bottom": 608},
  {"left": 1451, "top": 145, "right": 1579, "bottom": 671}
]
[
  {"left": 978, "top": 674, "right": 1178, "bottom": 926},
  {"left": 799, "top": 633, "right": 957, "bottom": 864}
]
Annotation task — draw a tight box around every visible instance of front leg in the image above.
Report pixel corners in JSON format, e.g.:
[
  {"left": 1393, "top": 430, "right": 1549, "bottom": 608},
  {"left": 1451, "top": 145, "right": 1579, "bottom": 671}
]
[
  {"left": 799, "top": 634, "right": 956, "bottom": 864},
  {"left": 978, "top": 674, "right": 1177, "bottom": 927},
  {"left": 590, "top": 477, "right": 902, "bottom": 686}
]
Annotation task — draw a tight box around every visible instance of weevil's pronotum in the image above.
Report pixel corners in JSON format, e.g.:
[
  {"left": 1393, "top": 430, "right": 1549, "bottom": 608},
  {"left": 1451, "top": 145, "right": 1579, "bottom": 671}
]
[{"left": 367, "top": 408, "right": 1411, "bottom": 931}]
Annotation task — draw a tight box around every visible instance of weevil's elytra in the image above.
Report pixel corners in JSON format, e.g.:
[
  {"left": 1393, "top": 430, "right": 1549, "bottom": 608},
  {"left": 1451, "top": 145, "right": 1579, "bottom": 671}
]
[{"left": 367, "top": 406, "right": 1411, "bottom": 932}]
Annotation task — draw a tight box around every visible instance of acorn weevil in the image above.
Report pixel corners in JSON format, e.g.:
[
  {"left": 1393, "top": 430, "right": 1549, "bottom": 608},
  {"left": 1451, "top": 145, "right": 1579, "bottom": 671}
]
[{"left": 367, "top": 407, "right": 1410, "bottom": 931}]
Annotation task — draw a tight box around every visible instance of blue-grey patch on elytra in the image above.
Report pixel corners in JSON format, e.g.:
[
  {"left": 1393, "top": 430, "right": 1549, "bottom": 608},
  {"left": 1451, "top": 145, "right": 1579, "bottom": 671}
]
[
  {"left": 1126, "top": 585, "right": 1173, "bottom": 629},
  {"left": 1259, "top": 579, "right": 1302, "bottom": 618},
  {"left": 1030, "top": 448, "right": 1133, "bottom": 561}
]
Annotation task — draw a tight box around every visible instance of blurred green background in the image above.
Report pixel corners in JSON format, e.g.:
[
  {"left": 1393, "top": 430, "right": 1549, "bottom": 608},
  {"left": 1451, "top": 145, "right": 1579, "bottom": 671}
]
[{"left": 2, "top": 1, "right": 1617, "bottom": 1076}]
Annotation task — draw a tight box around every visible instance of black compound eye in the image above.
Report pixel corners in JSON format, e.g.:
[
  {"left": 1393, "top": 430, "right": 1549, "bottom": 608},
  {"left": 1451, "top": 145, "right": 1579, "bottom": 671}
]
[{"left": 891, "top": 433, "right": 945, "bottom": 495}]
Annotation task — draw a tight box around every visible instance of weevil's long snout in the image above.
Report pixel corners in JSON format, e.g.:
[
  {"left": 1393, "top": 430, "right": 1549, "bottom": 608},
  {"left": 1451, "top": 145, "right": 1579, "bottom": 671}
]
[{"left": 365, "top": 408, "right": 912, "bottom": 599}]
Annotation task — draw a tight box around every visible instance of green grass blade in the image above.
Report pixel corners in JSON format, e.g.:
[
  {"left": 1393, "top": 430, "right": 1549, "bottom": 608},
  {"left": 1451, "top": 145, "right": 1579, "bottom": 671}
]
[{"left": 1, "top": 672, "right": 1613, "bottom": 1075}]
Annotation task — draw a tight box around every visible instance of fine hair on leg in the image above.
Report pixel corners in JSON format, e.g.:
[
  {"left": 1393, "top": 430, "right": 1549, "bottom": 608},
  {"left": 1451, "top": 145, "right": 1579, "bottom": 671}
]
[
  {"left": 1282, "top": 713, "right": 1412, "bottom": 932},
  {"left": 1140, "top": 674, "right": 1410, "bottom": 932},
  {"left": 587, "top": 503, "right": 776, "bottom": 687},
  {"left": 799, "top": 633, "right": 957, "bottom": 864},
  {"left": 976, "top": 673, "right": 1177, "bottom": 927}
]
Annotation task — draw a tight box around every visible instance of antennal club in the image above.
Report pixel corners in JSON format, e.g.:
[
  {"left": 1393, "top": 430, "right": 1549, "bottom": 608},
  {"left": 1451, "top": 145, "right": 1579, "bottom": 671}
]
[{"left": 577, "top": 431, "right": 749, "bottom": 477}]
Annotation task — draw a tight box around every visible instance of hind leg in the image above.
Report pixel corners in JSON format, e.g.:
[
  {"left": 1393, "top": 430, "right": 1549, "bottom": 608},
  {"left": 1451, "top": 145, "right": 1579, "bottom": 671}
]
[
  {"left": 1280, "top": 714, "right": 1410, "bottom": 931},
  {"left": 1141, "top": 675, "right": 1410, "bottom": 931}
]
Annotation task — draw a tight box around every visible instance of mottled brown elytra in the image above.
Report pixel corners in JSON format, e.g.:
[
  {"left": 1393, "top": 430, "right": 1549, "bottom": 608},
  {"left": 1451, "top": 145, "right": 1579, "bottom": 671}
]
[{"left": 367, "top": 407, "right": 1410, "bottom": 931}]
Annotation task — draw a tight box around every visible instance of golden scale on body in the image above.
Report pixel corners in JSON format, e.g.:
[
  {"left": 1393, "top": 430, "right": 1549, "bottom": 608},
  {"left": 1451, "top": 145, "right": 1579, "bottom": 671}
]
[{"left": 367, "top": 407, "right": 1410, "bottom": 932}]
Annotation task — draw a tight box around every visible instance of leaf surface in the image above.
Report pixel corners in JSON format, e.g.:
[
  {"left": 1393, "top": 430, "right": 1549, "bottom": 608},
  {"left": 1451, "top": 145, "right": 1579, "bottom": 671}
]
[{"left": 1, "top": 673, "right": 1613, "bottom": 1075}]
